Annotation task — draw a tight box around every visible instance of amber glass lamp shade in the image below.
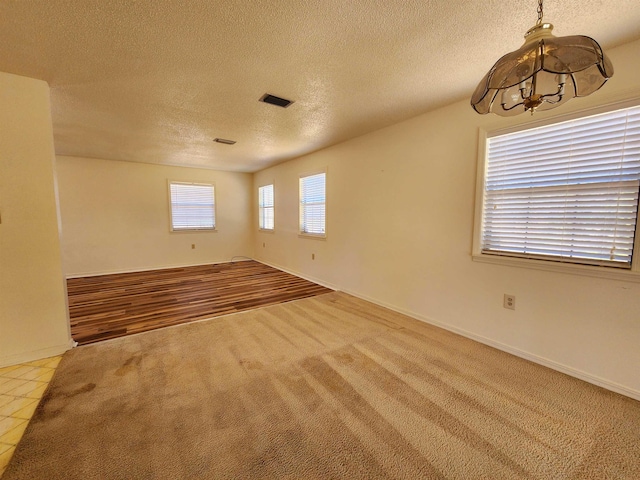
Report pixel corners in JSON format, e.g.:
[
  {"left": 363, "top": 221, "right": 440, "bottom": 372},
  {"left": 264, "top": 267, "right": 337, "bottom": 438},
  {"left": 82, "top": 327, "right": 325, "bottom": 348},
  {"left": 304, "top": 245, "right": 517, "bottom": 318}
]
[{"left": 471, "top": 23, "right": 614, "bottom": 116}]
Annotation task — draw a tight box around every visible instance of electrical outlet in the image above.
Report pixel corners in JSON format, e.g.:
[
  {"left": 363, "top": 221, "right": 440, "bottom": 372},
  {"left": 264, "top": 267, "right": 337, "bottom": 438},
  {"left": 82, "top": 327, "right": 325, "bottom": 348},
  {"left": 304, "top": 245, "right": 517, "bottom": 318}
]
[
  {"left": 312, "top": 253, "right": 315, "bottom": 260},
  {"left": 263, "top": 242, "right": 265, "bottom": 247},
  {"left": 191, "top": 244, "right": 195, "bottom": 249},
  {"left": 503, "top": 294, "right": 515, "bottom": 310}
]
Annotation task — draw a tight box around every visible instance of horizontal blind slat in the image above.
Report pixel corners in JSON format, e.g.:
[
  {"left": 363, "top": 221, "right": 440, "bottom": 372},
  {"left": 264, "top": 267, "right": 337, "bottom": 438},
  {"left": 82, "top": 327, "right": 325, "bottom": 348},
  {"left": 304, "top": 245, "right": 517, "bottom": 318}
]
[
  {"left": 170, "top": 183, "right": 215, "bottom": 230},
  {"left": 482, "top": 105, "right": 640, "bottom": 266},
  {"left": 259, "top": 184, "right": 275, "bottom": 229},
  {"left": 300, "top": 173, "right": 326, "bottom": 234}
]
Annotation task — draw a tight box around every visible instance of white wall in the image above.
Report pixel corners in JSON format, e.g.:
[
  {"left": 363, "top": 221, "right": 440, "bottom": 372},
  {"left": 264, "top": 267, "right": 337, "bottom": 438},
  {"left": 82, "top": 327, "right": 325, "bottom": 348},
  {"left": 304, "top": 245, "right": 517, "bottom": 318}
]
[
  {"left": 253, "top": 39, "right": 640, "bottom": 399},
  {"left": 56, "top": 156, "right": 254, "bottom": 276},
  {"left": 0, "top": 72, "right": 72, "bottom": 367}
]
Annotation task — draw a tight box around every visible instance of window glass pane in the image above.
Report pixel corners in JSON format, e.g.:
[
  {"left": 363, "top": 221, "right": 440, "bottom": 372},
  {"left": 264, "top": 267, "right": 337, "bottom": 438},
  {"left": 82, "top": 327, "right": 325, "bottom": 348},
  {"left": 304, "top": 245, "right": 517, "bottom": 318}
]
[
  {"left": 482, "top": 105, "right": 640, "bottom": 267},
  {"left": 169, "top": 182, "right": 215, "bottom": 230},
  {"left": 258, "top": 184, "right": 274, "bottom": 230},
  {"left": 300, "top": 173, "right": 326, "bottom": 235}
]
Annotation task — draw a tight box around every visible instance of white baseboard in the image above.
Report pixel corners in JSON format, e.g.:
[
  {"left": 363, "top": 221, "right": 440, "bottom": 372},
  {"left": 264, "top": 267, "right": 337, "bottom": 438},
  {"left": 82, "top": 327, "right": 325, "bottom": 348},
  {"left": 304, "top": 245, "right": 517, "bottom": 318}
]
[
  {"left": 0, "top": 339, "right": 75, "bottom": 369},
  {"left": 66, "top": 257, "right": 253, "bottom": 279},
  {"left": 253, "top": 258, "right": 339, "bottom": 291},
  {"left": 338, "top": 287, "right": 640, "bottom": 402},
  {"left": 253, "top": 258, "right": 640, "bottom": 401},
  {"left": 68, "top": 256, "right": 640, "bottom": 401}
]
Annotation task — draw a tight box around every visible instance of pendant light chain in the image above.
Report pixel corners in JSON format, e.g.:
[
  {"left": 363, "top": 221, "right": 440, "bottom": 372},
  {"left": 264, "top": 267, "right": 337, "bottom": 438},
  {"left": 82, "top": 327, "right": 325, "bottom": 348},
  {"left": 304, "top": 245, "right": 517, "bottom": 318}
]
[{"left": 536, "top": 0, "right": 544, "bottom": 25}]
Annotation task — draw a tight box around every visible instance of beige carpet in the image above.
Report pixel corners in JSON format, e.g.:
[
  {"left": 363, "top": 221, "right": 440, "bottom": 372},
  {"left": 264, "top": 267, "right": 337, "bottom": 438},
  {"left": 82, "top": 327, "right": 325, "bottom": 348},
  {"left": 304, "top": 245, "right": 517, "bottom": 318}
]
[{"left": 4, "top": 292, "right": 640, "bottom": 479}]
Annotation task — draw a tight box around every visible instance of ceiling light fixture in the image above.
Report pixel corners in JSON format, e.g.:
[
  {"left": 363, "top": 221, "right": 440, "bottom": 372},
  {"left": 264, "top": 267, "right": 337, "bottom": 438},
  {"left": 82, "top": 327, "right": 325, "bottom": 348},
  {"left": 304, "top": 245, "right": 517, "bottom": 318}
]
[{"left": 471, "top": 0, "right": 613, "bottom": 116}]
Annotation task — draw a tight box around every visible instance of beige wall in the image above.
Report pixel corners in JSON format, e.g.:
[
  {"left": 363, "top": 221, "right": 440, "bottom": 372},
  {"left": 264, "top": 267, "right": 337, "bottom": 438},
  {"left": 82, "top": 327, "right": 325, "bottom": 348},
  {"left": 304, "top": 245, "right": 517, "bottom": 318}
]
[
  {"left": 253, "top": 39, "right": 640, "bottom": 399},
  {"left": 56, "top": 156, "right": 253, "bottom": 276},
  {"left": 0, "top": 72, "right": 72, "bottom": 367}
]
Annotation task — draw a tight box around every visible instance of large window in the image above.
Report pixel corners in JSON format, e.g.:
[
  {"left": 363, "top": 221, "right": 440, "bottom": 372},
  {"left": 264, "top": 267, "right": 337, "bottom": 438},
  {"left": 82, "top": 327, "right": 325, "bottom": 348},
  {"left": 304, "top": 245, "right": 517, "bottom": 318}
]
[
  {"left": 477, "top": 104, "right": 640, "bottom": 269},
  {"left": 169, "top": 182, "right": 215, "bottom": 231},
  {"left": 299, "top": 172, "right": 326, "bottom": 236},
  {"left": 258, "top": 184, "right": 274, "bottom": 230}
]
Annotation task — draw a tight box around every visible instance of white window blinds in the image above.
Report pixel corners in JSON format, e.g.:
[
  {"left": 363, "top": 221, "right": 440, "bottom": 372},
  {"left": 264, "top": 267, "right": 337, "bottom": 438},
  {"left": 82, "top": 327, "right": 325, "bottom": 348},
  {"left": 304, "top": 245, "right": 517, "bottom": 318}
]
[
  {"left": 258, "top": 184, "right": 274, "bottom": 230},
  {"left": 169, "top": 182, "right": 215, "bottom": 231},
  {"left": 300, "top": 172, "right": 326, "bottom": 235},
  {"left": 482, "top": 105, "right": 640, "bottom": 268}
]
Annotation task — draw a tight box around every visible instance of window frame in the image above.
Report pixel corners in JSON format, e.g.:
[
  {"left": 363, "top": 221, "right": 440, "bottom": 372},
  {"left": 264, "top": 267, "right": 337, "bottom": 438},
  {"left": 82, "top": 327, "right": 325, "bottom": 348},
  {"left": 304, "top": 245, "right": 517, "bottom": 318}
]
[
  {"left": 299, "top": 169, "right": 327, "bottom": 239},
  {"left": 472, "top": 99, "right": 640, "bottom": 283},
  {"left": 258, "top": 183, "right": 275, "bottom": 232},
  {"left": 168, "top": 180, "right": 217, "bottom": 233}
]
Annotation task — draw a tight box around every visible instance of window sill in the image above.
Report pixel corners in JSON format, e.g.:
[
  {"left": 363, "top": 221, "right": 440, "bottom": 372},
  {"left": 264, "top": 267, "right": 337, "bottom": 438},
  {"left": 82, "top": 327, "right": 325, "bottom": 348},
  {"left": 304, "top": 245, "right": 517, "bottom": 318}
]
[
  {"left": 298, "top": 233, "right": 326, "bottom": 240},
  {"left": 170, "top": 228, "right": 217, "bottom": 233},
  {"left": 472, "top": 253, "right": 640, "bottom": 283},
  {"left": 258, "top": 228, "right": 275, "bottom": 234}
]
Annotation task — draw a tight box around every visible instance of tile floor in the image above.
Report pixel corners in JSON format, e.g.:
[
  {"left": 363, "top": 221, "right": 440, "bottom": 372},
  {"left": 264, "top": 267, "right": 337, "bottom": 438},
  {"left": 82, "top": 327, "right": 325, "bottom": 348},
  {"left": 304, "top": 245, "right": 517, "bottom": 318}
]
[{"left": 0, "top": 356, "right": 62, "bottom": 477}]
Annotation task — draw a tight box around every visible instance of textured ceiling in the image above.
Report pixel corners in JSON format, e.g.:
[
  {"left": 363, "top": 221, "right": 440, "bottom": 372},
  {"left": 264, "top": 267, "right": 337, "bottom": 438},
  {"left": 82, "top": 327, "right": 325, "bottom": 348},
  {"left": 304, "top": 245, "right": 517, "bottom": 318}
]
[{"left": 1, "top": 0, "right": 639, "bottom": 172}]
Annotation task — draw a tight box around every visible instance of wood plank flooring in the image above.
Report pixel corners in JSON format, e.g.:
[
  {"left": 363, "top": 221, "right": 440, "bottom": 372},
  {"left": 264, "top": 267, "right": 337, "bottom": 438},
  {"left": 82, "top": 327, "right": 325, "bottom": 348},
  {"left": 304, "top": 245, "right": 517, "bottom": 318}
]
[{"left": 67, "top": 260, "right": 332, "bottom": 345}]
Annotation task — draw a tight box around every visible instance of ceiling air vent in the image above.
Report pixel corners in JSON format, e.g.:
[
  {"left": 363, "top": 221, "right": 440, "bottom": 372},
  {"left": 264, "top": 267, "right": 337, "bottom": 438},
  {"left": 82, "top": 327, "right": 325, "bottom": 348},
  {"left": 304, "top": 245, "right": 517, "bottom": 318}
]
[
  {"left": 259, "top": 93, "right": 294, "bottom": 108},
  {"left": 213, "top": 138, "right": 236, "bottom": 145}
]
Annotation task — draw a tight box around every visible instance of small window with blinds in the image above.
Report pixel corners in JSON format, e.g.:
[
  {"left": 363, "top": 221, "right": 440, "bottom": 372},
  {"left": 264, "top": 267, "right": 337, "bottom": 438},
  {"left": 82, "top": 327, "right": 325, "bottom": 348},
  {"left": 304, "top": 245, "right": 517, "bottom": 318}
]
[
  {"left": 299, "top": 172, "right": 326, "bottom": 236},
  {"left": 258, "top": 184, "right": 274, "bottom": 230},
  {"left": 480, "top": 104, "right": 640, "bottom": 268},
  {"left": 169, "top": 182, "right": 215, "bottom": 231}
]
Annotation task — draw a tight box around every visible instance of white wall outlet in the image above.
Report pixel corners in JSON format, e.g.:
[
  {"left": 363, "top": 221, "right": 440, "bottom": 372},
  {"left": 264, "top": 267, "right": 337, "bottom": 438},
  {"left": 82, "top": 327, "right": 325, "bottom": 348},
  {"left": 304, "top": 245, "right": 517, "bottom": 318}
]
[{"left": 504, "top": 294, "right": 515, "bottom": 310}]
